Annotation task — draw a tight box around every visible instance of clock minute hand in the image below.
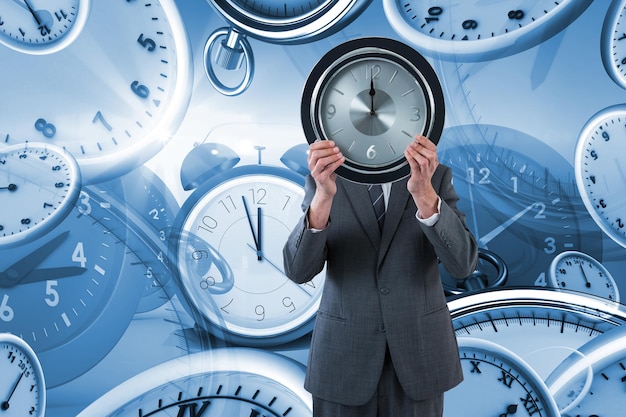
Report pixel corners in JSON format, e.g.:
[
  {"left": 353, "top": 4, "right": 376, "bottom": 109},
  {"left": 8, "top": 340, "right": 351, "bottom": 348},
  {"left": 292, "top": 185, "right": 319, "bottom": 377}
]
[
  {"left": 478, "top": 202, "right": 539, "bottom": 247},
  {"left": 0, "top": 230, "right": 70, "bottom": 284},
  {"left": 369, "top": 78, "right": 376, "bottom": 115},
  {"left": 242, "top": 196, "right": 261, "bottom": 260},
  {"left": 0, "top": 266, "right": 87, "bottom": 288},
  {"left": 0, "top": 184, "right": 17, "bottom": 191}
]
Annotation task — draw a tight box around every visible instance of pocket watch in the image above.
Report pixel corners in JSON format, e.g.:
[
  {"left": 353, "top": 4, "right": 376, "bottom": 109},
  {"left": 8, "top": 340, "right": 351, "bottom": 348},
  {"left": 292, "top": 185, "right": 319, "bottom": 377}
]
[
  {"left": 601, "top": 0, "right": 626, "bottom": 89},
  {"left": 0, "top": 0, "right": 192, "bottom": 184},
  {"left": 172, "top": 164, "right": 325, "bottom": 347},
  {"left": 438, "top": 124, "right": 603, "bottom": 288},
  {"left": 0, "top": 333, "right": 46, "bottom": 417},
  {"left": 445, "top": 337, "right": 559, "bottom": 417},
  {"left": 574, "top": 104, "right": 626, "bottom": 248},
  {"left": 301, "top": 36, "right": 445, "bottom": 184},
  {"left": 382, "top": 0, "right": 593, "bottom": 61},
  {"left": 0, "top": 186, "right": 146, "bottom": 387},
  {"left": 0, "top": 142, "right": 81, "bottom": 248},
  {"left": 0, "top": 0, "right": 89, "bottom": 54},
  {"left": 548, "top": 250, "right": 619, "bottom": 302},
  {"left": 204, "top": 0, "right": 371, "bottom": 95},
  {"left": 76, "top": 348, "right": 312, "bottom": 417}
]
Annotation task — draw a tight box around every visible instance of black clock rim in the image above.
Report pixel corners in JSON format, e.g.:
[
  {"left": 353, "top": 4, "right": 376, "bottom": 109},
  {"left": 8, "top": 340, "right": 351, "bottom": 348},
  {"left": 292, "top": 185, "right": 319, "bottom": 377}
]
[{"left": 300, "top": 36, "right": 445, "bottom": 184}]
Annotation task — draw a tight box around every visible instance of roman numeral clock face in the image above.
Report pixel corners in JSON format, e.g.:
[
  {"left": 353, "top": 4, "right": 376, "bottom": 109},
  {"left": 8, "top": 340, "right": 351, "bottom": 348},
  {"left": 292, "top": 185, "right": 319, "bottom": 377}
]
[{"left": 301, "top": 37, "right": 445, "bottom": 184}]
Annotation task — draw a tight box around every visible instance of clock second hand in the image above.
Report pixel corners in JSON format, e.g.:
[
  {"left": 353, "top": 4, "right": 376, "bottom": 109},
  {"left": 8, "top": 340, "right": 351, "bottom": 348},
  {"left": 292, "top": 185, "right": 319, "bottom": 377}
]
[{"left": 245, "top": 243, "right": 313, "bottom": 297}]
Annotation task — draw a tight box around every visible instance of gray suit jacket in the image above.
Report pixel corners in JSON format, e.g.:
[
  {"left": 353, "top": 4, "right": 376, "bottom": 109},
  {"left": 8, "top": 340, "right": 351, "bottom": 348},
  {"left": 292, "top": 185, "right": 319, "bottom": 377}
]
[{"left": 283, "top": 164, "right": 478, "bottom": 405}]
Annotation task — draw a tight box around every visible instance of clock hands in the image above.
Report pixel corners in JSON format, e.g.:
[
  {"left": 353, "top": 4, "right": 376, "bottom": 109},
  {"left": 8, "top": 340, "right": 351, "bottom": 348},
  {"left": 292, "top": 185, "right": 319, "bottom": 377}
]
[
  {"left": 0, "top": 230, "right": 70, "bottom": 285},
  {"left": 578, "top": 263, "right": 592, "bottom": 288},
  {"left": 242, "top": 196, "right": 262, "bottom": 260},
  {"left": 369, "top": 75, "right": 376, "bottom": 115},
  {"left": 245, "top": 243, "right": 313, "bottom": 297},
  {"left": 0, "top": 184, "right": 17, "bottom": 191},
  {"left": 1, "top": 371, "right": 23, "bottom": 411}
]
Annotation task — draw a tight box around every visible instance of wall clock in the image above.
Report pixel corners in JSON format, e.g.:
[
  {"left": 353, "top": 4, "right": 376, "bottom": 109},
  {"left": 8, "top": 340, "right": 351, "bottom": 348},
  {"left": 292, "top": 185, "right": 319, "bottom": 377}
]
[
  {"left": 382, "top": 0, "right": 593, "bottom": 61},
  {"left": 301, "top": 36, "right": 445, "bottom": 184},
  {"left": 574, "top": 104, "right": 626, "bottom": 249},
  {"left": 0, "top": 142, "right": 81, "bottom": 248},
  {"left": 0, "top": 0, "right": 192, "bottom": 184},
  {"left": 76, "top": 348, "right": 312, "bottom": 417},
  {"left": 0, "top": 333, "right": 46, "bottom": 417}
]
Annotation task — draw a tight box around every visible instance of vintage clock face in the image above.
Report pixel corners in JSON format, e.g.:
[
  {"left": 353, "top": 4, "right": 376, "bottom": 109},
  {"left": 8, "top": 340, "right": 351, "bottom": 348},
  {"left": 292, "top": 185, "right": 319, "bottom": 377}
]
[
  {"left": 574, "top": 104, "right": 626, "bottom": 249},
  {"left": 301, "top": 36, "right": 445, "bottom": 184},
  {"left": 173, "top": 165, "right": 324, "bottom": 346},
  {"left": 382, "top": 0, "right": 593, "bottom": 61},
  {"left": 445, "top": 337, "right": 560, "bottom": 417},
  {"left": 0, "top": 0, "right": 192, "bottom": 184},
  {"left": 76, "top": 348, "right": 312, "bottom": 417},
  {"left": 0, "top": 333, "right": 46, "bottom": 417},
  {"left": 0, "top": 142, "right": 81, "bottom": 248}
]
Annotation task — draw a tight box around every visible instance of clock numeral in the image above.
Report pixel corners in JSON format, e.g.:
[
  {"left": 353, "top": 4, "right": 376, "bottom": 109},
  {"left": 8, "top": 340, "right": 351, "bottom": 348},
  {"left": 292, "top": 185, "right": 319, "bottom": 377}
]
[
  {"left": 34, "top": 118, "right": 56, "bottom": 138},
  {"left": 137, "top": 33, "right": 156, "bottom": 52},
  {"left": 521, "top": 392, "right": 540, "bottom": 415},
  {"left": 423, "top": 6, "right": 443, "bottom": 24},
  {"left": 0, "top": 294, "right": 15, "bottom": 322},
  {"left": 131, "top": 80, "right": 150, "bottom": 99},
  {"left": 93, "top": 111, "right": 113, "bottom": 132},
  {"left": 326, "top": 104, "right": 337, "bottom": 119},
  {"left": 462, "top": 19, "right": 478, "bottom": 31},
  {"left": 176, "top": 400, "right": 211, "bottom": 417},
  {"left": 498, "top": 369, "right": 514, "bottom": 388}
]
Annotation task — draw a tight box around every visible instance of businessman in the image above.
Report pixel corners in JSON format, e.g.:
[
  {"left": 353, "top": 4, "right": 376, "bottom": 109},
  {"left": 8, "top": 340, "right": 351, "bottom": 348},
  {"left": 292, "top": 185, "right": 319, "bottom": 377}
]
[{"left": 283, "top": 136, "right": 478, "bottom": 416}]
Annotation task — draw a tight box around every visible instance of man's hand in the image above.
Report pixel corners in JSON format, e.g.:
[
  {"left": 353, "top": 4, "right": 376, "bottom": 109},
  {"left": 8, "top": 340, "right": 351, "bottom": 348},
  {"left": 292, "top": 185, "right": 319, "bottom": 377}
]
[
  {"left": 307, "top": 140, "right": 344, "bottom": 229},
  {"left": 404, "top": 135, "right": 439, "bottom": 218}
]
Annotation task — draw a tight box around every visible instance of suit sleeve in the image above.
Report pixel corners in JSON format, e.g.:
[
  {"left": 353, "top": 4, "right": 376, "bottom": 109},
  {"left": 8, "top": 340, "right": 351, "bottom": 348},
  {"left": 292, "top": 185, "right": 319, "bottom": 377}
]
[
  {"left": 283, "top": 175, "right": 328, "bottom": 284},
  {"left": 421, "top": 165, "right": 479, "bottom": 278}
]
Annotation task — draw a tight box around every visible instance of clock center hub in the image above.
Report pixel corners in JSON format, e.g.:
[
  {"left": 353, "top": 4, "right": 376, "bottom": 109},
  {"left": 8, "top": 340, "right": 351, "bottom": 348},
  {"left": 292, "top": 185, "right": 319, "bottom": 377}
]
[{"left": 350, "top": 89, "right": 395, "bottom": 136}]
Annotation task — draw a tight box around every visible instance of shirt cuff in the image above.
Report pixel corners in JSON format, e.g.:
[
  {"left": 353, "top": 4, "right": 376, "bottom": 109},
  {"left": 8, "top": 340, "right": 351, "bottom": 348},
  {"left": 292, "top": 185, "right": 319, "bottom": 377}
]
[{"left": 415, "top": 197, "right": 442, "bottom": 227}]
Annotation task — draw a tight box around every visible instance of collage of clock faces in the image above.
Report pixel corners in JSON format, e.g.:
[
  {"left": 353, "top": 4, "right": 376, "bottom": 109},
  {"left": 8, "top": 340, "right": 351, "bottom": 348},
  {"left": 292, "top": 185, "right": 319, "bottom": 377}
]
[{"left": 1, "top": 1, "right": 626, "bottom": 416}]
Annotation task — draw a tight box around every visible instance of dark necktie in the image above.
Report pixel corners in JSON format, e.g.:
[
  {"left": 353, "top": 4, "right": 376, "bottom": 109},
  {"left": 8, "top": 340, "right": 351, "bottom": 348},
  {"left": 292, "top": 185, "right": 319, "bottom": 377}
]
[{"left": 368, "top": 184, "right": 385, "bottom": 230}]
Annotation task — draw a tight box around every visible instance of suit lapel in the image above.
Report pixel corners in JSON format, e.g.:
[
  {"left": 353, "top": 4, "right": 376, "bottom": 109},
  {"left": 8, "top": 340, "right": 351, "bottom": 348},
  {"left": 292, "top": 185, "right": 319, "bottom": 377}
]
[{"left": 340, "top": 179, "right": 382, "bottom": 246}]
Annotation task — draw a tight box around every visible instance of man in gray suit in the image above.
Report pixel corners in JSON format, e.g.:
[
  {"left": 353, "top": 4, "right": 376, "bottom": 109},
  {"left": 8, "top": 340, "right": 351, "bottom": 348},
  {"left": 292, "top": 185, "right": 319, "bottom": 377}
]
[{"left": 283, "top": 136, "right": 478, "bottom": 417}]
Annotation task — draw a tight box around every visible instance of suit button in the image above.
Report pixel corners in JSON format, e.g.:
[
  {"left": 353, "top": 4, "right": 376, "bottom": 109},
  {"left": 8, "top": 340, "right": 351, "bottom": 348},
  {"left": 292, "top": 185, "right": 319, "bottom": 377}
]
[
  {"left": 378, "top": 324, "right": 386, "bottom": 333},
  {"left": 380, "top": 287, "right": 390, "bottom": 295}
]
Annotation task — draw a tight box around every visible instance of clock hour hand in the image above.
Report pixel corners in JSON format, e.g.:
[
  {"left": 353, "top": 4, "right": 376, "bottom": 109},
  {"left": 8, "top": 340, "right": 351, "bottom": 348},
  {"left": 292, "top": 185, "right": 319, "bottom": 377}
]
[
  {"left": 242, "top": 196, "right": 261, "bottom": 260},
  {"left": 0, "top": 266, "right": 87, "bottom": 288},
  {"left": 498, "top": 404, "right": 518, "bottom": 417},
  {"left": 578, "top": 264, "right": 592, "bottom": 288},
  {"left": 0, "top": 230, "right": 70, "bottom": 283}
]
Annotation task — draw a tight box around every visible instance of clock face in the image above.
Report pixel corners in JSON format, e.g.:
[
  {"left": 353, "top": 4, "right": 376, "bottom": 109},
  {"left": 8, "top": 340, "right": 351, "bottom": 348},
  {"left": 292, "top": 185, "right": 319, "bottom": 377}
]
[
  {"left": 548, "top": 250, "right": 619, "bottom": 302},
  {"left": 174, "top": 165, "right": 324, "bottom": 346},
  {"left": 0, "top": 142, "right": 81, "bottom": 248},
  {"left": 575, "top": 104, "right": 626, "bottom": 249},
  {"left": 382, "top": 0, "right": 593, "bottom": 61},
  {"left": 75, "top": 348, "right": 312, "bottom": 417},
  {"left": 0, "top": 0, "right": 89, "bottom": 54},
  {"left": 0, "top": 0, "right": 192, "bottom": 184},
  {"left": 301, "top": 37, "right": 444, "bottom": 184},
  {"left": 445, "top": 337, "right": 559, "bottom": 417},
  {"left": 0, "top": 333, "right": 46, "bottom": 417}
]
